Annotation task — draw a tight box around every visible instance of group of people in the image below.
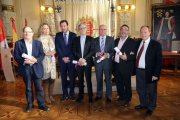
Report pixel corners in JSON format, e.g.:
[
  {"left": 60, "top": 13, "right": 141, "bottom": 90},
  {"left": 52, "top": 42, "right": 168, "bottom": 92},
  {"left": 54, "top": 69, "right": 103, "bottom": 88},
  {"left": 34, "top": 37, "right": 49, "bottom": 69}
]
[{"left": 13, "top": 19, "right": 162, "bottom": 116}]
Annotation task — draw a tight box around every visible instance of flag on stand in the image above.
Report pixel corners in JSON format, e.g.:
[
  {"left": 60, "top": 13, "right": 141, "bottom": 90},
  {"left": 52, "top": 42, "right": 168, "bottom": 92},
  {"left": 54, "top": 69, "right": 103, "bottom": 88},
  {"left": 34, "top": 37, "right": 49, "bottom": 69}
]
[
  {"left": 0, "top": 19, "right": 8, "bottom": 69},
  {"left": 0, "top": 19, "right": 15, "bottom": 81},
  {"left": 0, "top": 19, "right": 8, "bottom": 48},
  {"left": 10, "top": 17, "right": 18, "bottom": 48},
  {"left": 0, "top": 19, "right": 5, "bottom": 69}
]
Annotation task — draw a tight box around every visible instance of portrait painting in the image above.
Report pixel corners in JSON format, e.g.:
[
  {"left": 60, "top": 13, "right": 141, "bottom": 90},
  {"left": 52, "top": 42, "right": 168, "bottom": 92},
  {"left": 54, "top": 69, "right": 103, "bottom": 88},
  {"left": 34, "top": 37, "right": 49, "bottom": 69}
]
[{"left": 152, "top": 4, "right": 180, "bottom": 51}]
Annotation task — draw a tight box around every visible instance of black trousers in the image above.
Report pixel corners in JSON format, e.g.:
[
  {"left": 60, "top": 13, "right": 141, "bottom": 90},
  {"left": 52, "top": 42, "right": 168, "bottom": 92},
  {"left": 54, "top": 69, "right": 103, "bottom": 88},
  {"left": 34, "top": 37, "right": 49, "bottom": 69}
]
[
  {"left": 115, "top": 63, "right": 132, "bottom": 102},
  {"left": 76, "top": 66, "right": 93, "bottom": 98},
  {"left": 136, "top": 68, "right": 157, "bottom": 111},
  {"left": 23, "top": 67, "right": 45, "bottom": 107}
]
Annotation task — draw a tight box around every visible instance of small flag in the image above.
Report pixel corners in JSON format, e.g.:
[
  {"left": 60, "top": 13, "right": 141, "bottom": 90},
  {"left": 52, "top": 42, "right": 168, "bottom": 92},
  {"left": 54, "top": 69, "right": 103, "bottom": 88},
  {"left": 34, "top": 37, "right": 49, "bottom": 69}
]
[
  {"left": 0, "top": 19, "right": 9, "bottom": 49},
  {"left": 10, "top": 17, "right": 18, "bottom": 48},
  {"left": 25, "top": 18, "right": 28, "bottom": 27}
]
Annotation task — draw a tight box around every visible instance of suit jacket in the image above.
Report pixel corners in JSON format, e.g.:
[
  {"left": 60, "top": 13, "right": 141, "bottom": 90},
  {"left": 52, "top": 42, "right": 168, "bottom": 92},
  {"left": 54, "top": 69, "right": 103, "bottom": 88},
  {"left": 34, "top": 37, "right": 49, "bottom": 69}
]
[
  {"left": 136, "top": 39, "right": 162, "bottom": 83},
  {"left": 94, "top": 36, "right": 114, "bottom": 65},
  {"left": 55, "top": 31, "right": 76, "bottom": 62},
  {"left": 72, "top": 36, "right": 94, "bottom": 66},
  {"left": 14, "top": 39, "right": 45, "bottom": 79},
  {"left": 114, "top": 37, "right": 136, "bottom": 74}
]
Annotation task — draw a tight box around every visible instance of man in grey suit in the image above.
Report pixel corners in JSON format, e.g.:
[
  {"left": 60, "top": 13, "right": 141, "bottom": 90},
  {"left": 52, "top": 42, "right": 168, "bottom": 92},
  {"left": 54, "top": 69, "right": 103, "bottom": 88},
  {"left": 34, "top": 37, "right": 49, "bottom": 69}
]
[{"left": 94, "top": 25, "right": 114, "bottom": 102}]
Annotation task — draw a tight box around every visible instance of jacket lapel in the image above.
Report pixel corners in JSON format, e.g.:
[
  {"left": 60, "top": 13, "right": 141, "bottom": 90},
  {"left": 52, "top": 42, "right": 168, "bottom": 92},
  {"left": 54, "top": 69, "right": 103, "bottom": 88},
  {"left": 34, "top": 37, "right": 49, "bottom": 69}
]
[
  {"left": 61, "top": 32, "right": 66, "bottom": 46},
  {"left": 77, "top": 37, "right": 82, "bottom": 57},
  {"left": 145, "top": 39, "right": 153, "bottom": 58},
  {"left": 115, "top": 39, "right": 120, "bottom": 47},
  {"left": 97, "top": 37, "right": 101, "bottom": 51},
  {"left": 22, "top": 39, "right": 28, "bottom": 54},
  {"left": 104, "top": 36, "right": 108, "bottom": 52},
  {"left": 120, "top": 38, "right": 129, "bottom": 51},
  {"left": 32, "top": 40, "right": 36, "bottom": 56}
]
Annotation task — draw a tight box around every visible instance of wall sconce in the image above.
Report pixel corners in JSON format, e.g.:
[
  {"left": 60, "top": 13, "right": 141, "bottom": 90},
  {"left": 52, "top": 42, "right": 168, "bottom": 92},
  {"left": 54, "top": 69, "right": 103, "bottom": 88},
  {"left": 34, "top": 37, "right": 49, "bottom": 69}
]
[
  {"left": 40, "top": 5, "right": 54, "bottom": 13},
  {"left": 117, "top": 4, "right": 135, "bottom": 11}
]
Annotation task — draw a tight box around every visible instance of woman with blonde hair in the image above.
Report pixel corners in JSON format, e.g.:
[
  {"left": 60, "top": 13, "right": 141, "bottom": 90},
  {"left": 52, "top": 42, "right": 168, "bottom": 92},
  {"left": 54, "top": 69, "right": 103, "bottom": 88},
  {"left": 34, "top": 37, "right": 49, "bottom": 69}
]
[{"left": 38, "top": 23, "right": 56, "bottom": 104}]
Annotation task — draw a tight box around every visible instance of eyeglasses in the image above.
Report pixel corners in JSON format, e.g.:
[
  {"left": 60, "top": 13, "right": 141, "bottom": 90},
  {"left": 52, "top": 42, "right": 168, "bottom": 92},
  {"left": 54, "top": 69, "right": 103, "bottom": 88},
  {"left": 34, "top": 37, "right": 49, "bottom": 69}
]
[
  {"left": 24, "top": 31, "right": 33, "bottom": 33},
  {"left": 99, "top": 29, "right": 107, "bottom": 30},
  {"left": 79, "top": 27, "right": 86, "bottom": 30}
]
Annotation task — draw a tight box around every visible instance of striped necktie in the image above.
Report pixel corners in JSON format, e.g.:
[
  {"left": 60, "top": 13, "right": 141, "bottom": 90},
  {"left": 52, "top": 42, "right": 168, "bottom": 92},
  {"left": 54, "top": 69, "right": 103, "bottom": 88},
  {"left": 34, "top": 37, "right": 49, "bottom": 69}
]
[{"left": 100, "top": 37, "right": 105, "bottom": 52}]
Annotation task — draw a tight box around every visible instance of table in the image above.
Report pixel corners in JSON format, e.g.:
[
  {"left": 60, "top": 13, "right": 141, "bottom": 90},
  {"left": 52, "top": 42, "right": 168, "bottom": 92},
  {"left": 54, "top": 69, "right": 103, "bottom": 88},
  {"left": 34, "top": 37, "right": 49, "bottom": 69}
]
[{"left": 163, "top": 52, "right": 180, "bottom": 72}]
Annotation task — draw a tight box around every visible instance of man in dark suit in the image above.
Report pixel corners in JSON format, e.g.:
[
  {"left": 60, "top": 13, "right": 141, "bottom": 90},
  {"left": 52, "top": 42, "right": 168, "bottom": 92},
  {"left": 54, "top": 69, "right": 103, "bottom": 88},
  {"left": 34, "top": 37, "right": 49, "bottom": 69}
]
[
  {"left": 55, "top": 20, "right": 76, "bottom": 101},
  {"left": 94, "top": 24, "right": 114, "bottom": 102},
  {"left": 14, "top": 26, "right": 49, "bottom": 112},
  {"left": 114, "top": 24, "right": 136, "bottom": 106},
  {"left": 72, "top": 23, "right": 94, "bottom": 103},
  {"left": 135, "top": 25, "right": 162, "bottom": 116}
]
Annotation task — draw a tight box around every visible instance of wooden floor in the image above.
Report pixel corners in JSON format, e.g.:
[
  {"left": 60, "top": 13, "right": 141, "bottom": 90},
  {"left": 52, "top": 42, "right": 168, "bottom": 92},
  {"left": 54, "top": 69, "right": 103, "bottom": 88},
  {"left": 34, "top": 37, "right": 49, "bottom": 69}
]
[{"left": 0, "top": 70, "right": 180, "bottom": 120}]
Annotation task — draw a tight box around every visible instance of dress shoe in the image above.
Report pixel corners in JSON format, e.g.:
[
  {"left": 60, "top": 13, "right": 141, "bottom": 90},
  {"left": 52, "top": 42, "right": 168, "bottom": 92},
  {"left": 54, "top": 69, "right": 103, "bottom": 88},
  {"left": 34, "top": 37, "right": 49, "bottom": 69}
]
[
  {"left": 106, "top": 98, "right": 111, "bottom": 103},
  {"left": 123, "top": 102, "right": 130, "bottom": 107},
  {"left": 94, "top": 96, "right": 102, "bottom": 101},
  {"left": 89, "top": 97, "right": 93, "bottom": 103},
  {"left": 135, "top": 105, "right": 147, "bottom": 110},
  {"left": 76, "top": 96, "right": 83, "bottom": 103},
  {"left": 25, "top": 105, "right": 34, "bottom": 112},
  {"left": 69, "top": 95, "right": 76, "bottom": 101},
  {"left": 38, "top": 105, "right": 50, "bottom": 111},
  {"left": 146, "top": 109, "right": 153, "bottom": 116},
  {"left": 61, "top": 95, "right": 68, "bottom": 101},
  {"left": 119, "top": 100, "right": 130, "bottom": 107},
  {"left": 116, "top": 97, "right": 123, "bottom": 102}
]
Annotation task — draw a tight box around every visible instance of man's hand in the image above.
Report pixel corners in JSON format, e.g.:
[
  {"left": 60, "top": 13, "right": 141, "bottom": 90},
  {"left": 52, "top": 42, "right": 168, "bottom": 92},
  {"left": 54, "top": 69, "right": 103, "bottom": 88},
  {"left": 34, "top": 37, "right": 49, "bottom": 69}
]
[
  {"left": 62, "top": 57, "right": 70, "bottom": 63},
  {"left": 120, "top": 52, "right": 127, "bottom": 61},
  {"left": 31, "top": 56, "right": 37, "bottom": 63},
  {"left": 97, "top": 52, "right": 104, "bottom": 57},
  {"left": 102, "top": 53, "right": 109, "bottom": 59},
  {"left": 78, "top": 58, "right": 86, "bottom": 66},
  {"left": 24, "top": 57, "right": 36, "bottom": 65},
  {"left": 152, "top": 76, "right": 158, "bottom": 81}
]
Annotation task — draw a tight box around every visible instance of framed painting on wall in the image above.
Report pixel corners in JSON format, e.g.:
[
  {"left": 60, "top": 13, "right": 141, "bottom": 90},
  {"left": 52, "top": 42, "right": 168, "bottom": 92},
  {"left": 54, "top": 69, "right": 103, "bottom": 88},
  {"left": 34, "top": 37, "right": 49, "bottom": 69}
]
[{"left": 152, "top": 4, "right": 180, "bottom": 51}]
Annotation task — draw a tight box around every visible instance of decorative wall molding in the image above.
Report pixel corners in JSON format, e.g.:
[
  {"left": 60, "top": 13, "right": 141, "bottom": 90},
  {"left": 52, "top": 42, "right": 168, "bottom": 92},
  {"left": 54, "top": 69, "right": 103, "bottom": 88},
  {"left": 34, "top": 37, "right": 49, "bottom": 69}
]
[
  {"left": 116, "top": 0, "right": 136, "bottom": 37},
  {"left": 2, "top": 5, "right": 14, "bottom": 12}
]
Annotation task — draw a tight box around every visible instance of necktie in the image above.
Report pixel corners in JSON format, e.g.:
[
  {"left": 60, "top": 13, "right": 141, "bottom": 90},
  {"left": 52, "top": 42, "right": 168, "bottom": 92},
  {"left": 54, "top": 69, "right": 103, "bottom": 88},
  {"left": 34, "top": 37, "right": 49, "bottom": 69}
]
[
  {"left": 81, "top": 37, "right": 85, "bottom": 58},
  {"left": 136, "top": 41, "right": 145, "bottom": 67},
  {"left": 63, "top": 33, "right": 68, "bottom": 45},
  {"left": 100, "top": 37, "right": 105, "bottom": 52}
]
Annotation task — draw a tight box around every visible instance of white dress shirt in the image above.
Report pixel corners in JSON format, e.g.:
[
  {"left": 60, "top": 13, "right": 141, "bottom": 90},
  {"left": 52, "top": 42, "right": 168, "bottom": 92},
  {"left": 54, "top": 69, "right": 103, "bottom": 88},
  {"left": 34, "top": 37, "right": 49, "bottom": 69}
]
[
  {"left": 25, "top": 40, "right": 32, "bottom": 56},
  {"left": 115, "top": 36, "right": 128, "bottom": 63},
  {"left": 137, "top": 37, "right": 150, "bottom": 69},
  {"left": 80, "top": 35, "right": 86, "bottom": 58}
]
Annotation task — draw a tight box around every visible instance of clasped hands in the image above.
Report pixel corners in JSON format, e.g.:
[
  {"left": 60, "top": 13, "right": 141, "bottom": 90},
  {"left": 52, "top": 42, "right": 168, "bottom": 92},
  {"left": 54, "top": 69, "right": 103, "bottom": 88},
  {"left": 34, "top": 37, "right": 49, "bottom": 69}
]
[
  {"left": 78, "top": 58, "right": 87, "bottom": 66},
  {"left": 63, "top": 57, "right": 70, "bottom": 63},
  {"left": 24, "top": 56, "right": 37, "bottom": 65}
]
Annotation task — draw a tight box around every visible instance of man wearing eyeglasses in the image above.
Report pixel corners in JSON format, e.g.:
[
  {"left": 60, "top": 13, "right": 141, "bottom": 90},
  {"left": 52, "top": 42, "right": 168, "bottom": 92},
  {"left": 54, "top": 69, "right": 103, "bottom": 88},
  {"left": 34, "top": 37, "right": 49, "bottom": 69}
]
[
  {"left": 14, "top": 26, "right": 49, "bottom": 112},
  {"left": 72, "top": 23, "right": 94, "bottom": 103}
]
